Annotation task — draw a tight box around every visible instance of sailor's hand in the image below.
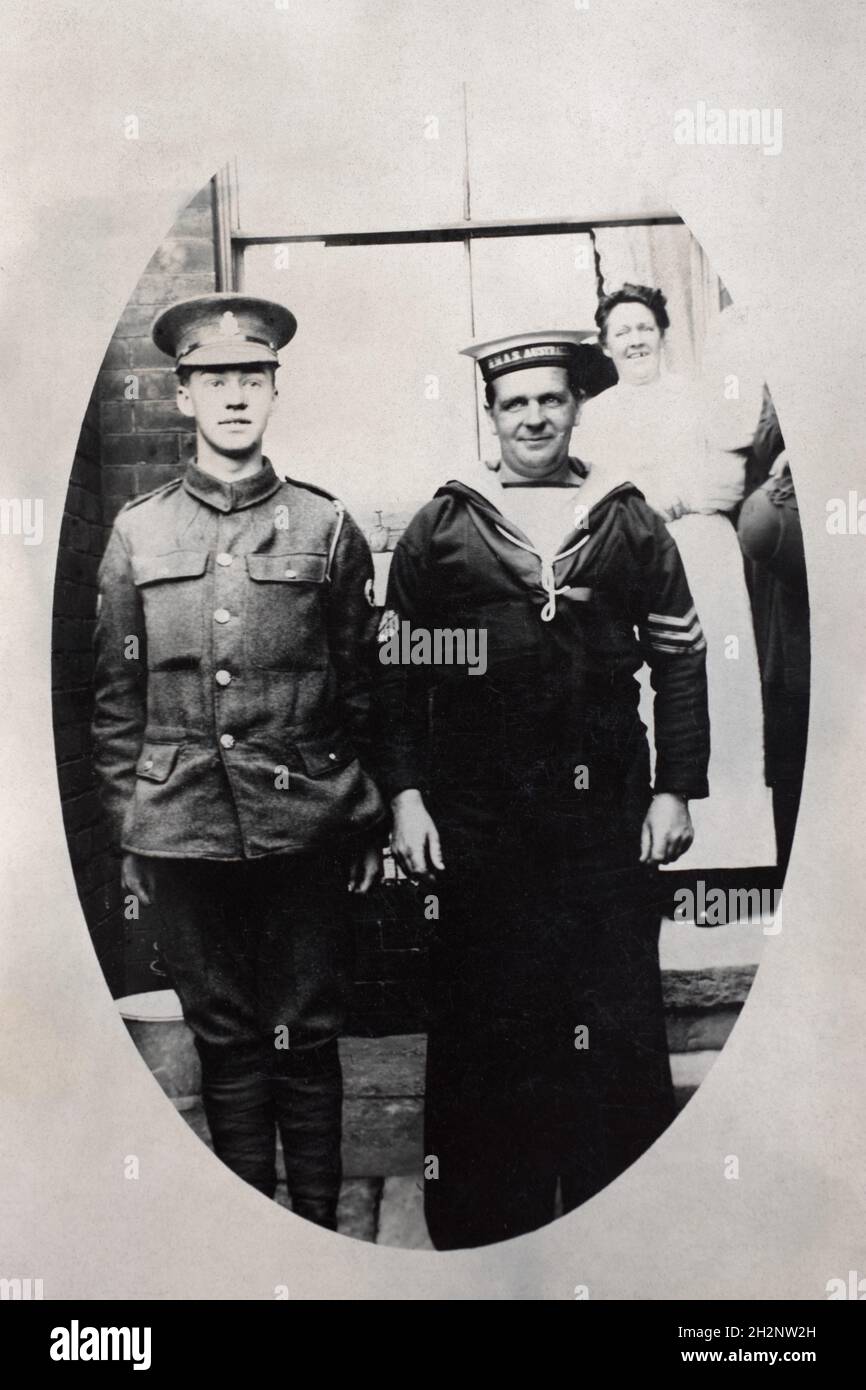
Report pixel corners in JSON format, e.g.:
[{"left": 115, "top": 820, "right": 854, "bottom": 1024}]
[
  {"left": 390, "top": 790, "right": 445, "bottom": 882},
  {"left": 121, "top": 852, "right": 155, "bottom": 907},
  {"left": 640, "top": 793, "right": 694, "bottom": 865}
]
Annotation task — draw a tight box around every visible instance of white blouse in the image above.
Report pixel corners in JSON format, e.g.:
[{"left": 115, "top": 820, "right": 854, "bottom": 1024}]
[{"left": 576, "top": 372, "right": 745, "bottom": 518}]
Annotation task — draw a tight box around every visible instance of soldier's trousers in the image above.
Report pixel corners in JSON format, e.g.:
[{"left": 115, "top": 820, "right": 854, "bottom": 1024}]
[
  {"left": 149, "top": 850, "right": 350, "bottom": 1228},
  {"left": 423, "top": 826, "right": 676, "bottom": 1250}
]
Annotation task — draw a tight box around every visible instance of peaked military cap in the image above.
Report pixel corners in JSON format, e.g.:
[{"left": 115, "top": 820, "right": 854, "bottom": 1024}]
[{"left": 152, "top": 293, "right": 297, "bottom": 368}]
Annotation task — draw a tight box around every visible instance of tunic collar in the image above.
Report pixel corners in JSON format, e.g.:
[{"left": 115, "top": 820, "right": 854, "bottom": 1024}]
[{"left": 183, "top": 457, "right": 283, "bottom": 512}]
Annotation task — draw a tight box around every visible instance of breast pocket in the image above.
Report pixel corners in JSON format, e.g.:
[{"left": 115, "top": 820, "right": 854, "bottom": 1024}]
[
  {"left": 294, "top": 731, "right": 357, "bottom": 777},
  {"left": 244, "top": 552, "right": 329, "bottom": 670},
  {"left": 135, "top": 741, "right": 181, "bottom": 782},
  {"left": 132, "top": 551, "right": 209, "bottom": 670}
]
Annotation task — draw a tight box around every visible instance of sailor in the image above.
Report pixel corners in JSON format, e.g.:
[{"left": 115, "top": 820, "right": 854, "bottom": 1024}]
[{"left": 375, "top": 330, "right": 710, "bottom": 1249}]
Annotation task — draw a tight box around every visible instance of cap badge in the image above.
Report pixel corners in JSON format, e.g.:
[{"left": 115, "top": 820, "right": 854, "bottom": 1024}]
[{"left": 220, "top": 310, "right": 242, "bottom": 338}]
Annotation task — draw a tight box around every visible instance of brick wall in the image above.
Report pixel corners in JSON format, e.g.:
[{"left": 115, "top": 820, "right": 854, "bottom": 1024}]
[
  {"left": 347, "top": 881, "right": 433, "bottom": 1036},
  {"left": 100, "top": 185, "right": 216, "bottom": 527}
]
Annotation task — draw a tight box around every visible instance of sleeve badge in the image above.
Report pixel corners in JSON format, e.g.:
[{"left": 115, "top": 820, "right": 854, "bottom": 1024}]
[{"left": 377, "top": 608, "right": 400, "bottom": 644}]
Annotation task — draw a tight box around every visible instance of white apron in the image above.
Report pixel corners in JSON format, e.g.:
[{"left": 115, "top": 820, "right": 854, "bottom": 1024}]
[{"left": 577, "top": 373, "right": 776, "bottom": 869}]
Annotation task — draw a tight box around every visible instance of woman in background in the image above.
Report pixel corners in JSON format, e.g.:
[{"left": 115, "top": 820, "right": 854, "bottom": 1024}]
[{"left": 577, "top": 283, "right": 775, "bottom": 869}]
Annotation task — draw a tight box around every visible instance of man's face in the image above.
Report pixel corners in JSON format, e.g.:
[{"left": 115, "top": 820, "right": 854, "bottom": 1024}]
[
  {"left": 486, "top": 366, "right": 578, "bottom": 478},
  {"left": 602, "top": 301, "right": 663, "bottom": 385},
  {"left": 176, "top": 366, "right": 277, "bottom": 456}
]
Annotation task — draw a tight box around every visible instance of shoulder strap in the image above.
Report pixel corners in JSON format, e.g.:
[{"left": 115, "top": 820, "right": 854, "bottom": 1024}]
[{"left": 121, "top": 476, "right": 184, "bottom": 512}]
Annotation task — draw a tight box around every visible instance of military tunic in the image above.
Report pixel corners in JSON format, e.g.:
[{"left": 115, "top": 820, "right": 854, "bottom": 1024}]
[{"left": 93, "top": 457, "right": 384, "bottom": 859}]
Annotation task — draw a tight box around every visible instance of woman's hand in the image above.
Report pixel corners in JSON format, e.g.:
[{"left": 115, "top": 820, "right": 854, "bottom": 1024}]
[
  {"left": 689, "top": 449, "right": 746, "bottom": 515},
  {"left": 390, "top": 789, "right": 444, "bottom": 882},
  {"left": 660, "top": 495, "right": 688, "bottom": 522},
  {"left": 648, "top": 451, "right": 745, "bottom": 521}
]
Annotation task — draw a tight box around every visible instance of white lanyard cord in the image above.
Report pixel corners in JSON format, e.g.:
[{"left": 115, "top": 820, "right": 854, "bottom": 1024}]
[{"left": 493, "top": 526, "right": 591, "bottom": 622}]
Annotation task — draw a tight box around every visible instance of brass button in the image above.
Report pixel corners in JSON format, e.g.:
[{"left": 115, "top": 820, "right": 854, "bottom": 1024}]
[
  {"left": 214, "top": 608, "right": 231, "bottom": 624},
  {"left": 142, "top": 758, "right": 154, "bottom": 771},
  {"left": 328, "top": 752, "right": 337, "bottom": 761},
  {"left": 220, "top": 733, "right": 235, "bottom": 749},
  {"left": 216, "top": 552, "right": 233, "bottom": 567},
  {"left": 215, "top": 670, "right": 232, "bottom": 687},
  {"left": 284, "top": 568, "right": 298, "bottom": 579}
]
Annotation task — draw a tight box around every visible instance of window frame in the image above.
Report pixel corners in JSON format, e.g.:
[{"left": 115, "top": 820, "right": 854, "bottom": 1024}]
[{"left": 211, "top": 162, "right": 684, "bottom": 294}]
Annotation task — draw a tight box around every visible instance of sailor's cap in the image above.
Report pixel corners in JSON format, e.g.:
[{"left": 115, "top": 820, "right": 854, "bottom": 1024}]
[
  {"left": 152, "top": 293, "right": 297, "bottom": 369},
  {"left": 460, "top": 330, "right": 594, "bottom": 380},
  {"left": 461, "top": 329, "right": 615, "bottom": 397}
]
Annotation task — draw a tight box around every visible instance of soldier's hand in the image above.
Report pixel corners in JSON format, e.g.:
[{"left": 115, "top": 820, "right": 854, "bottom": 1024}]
[
  {"left": 348, "top": 841, "right": 382, "bottom": 895},
  {"left": 390, "top": 790, "right": 444, "bottom": 882},
  {"left": 121, "top": 852, "right": 155, "bottom": 907},
  {"left": 640, "top": 793, "right": 694, "bottom": 865}
]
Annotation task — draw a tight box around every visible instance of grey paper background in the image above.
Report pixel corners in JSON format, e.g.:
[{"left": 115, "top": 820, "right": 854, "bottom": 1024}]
[{"left": 0, "top": 0, "right": 864, "bottom": 1299}]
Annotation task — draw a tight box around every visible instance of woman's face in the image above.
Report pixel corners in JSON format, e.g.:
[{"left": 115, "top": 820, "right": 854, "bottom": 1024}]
[{"left": 602, "top": 300, "right": 664, "bottom": 385}]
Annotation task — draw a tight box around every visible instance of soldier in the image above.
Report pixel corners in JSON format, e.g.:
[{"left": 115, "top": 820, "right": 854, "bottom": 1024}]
[
  {"left": 93, "top": 294, "right": 385, "bottom": 1230},
  {"left": 375, "top": 331, "right": 711, "bottom": 1249}
]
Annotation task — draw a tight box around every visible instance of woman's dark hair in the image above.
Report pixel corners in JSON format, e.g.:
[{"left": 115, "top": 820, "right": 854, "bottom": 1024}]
[{"left": 595, "top": 283, "right": 670, "bottom": 343}]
